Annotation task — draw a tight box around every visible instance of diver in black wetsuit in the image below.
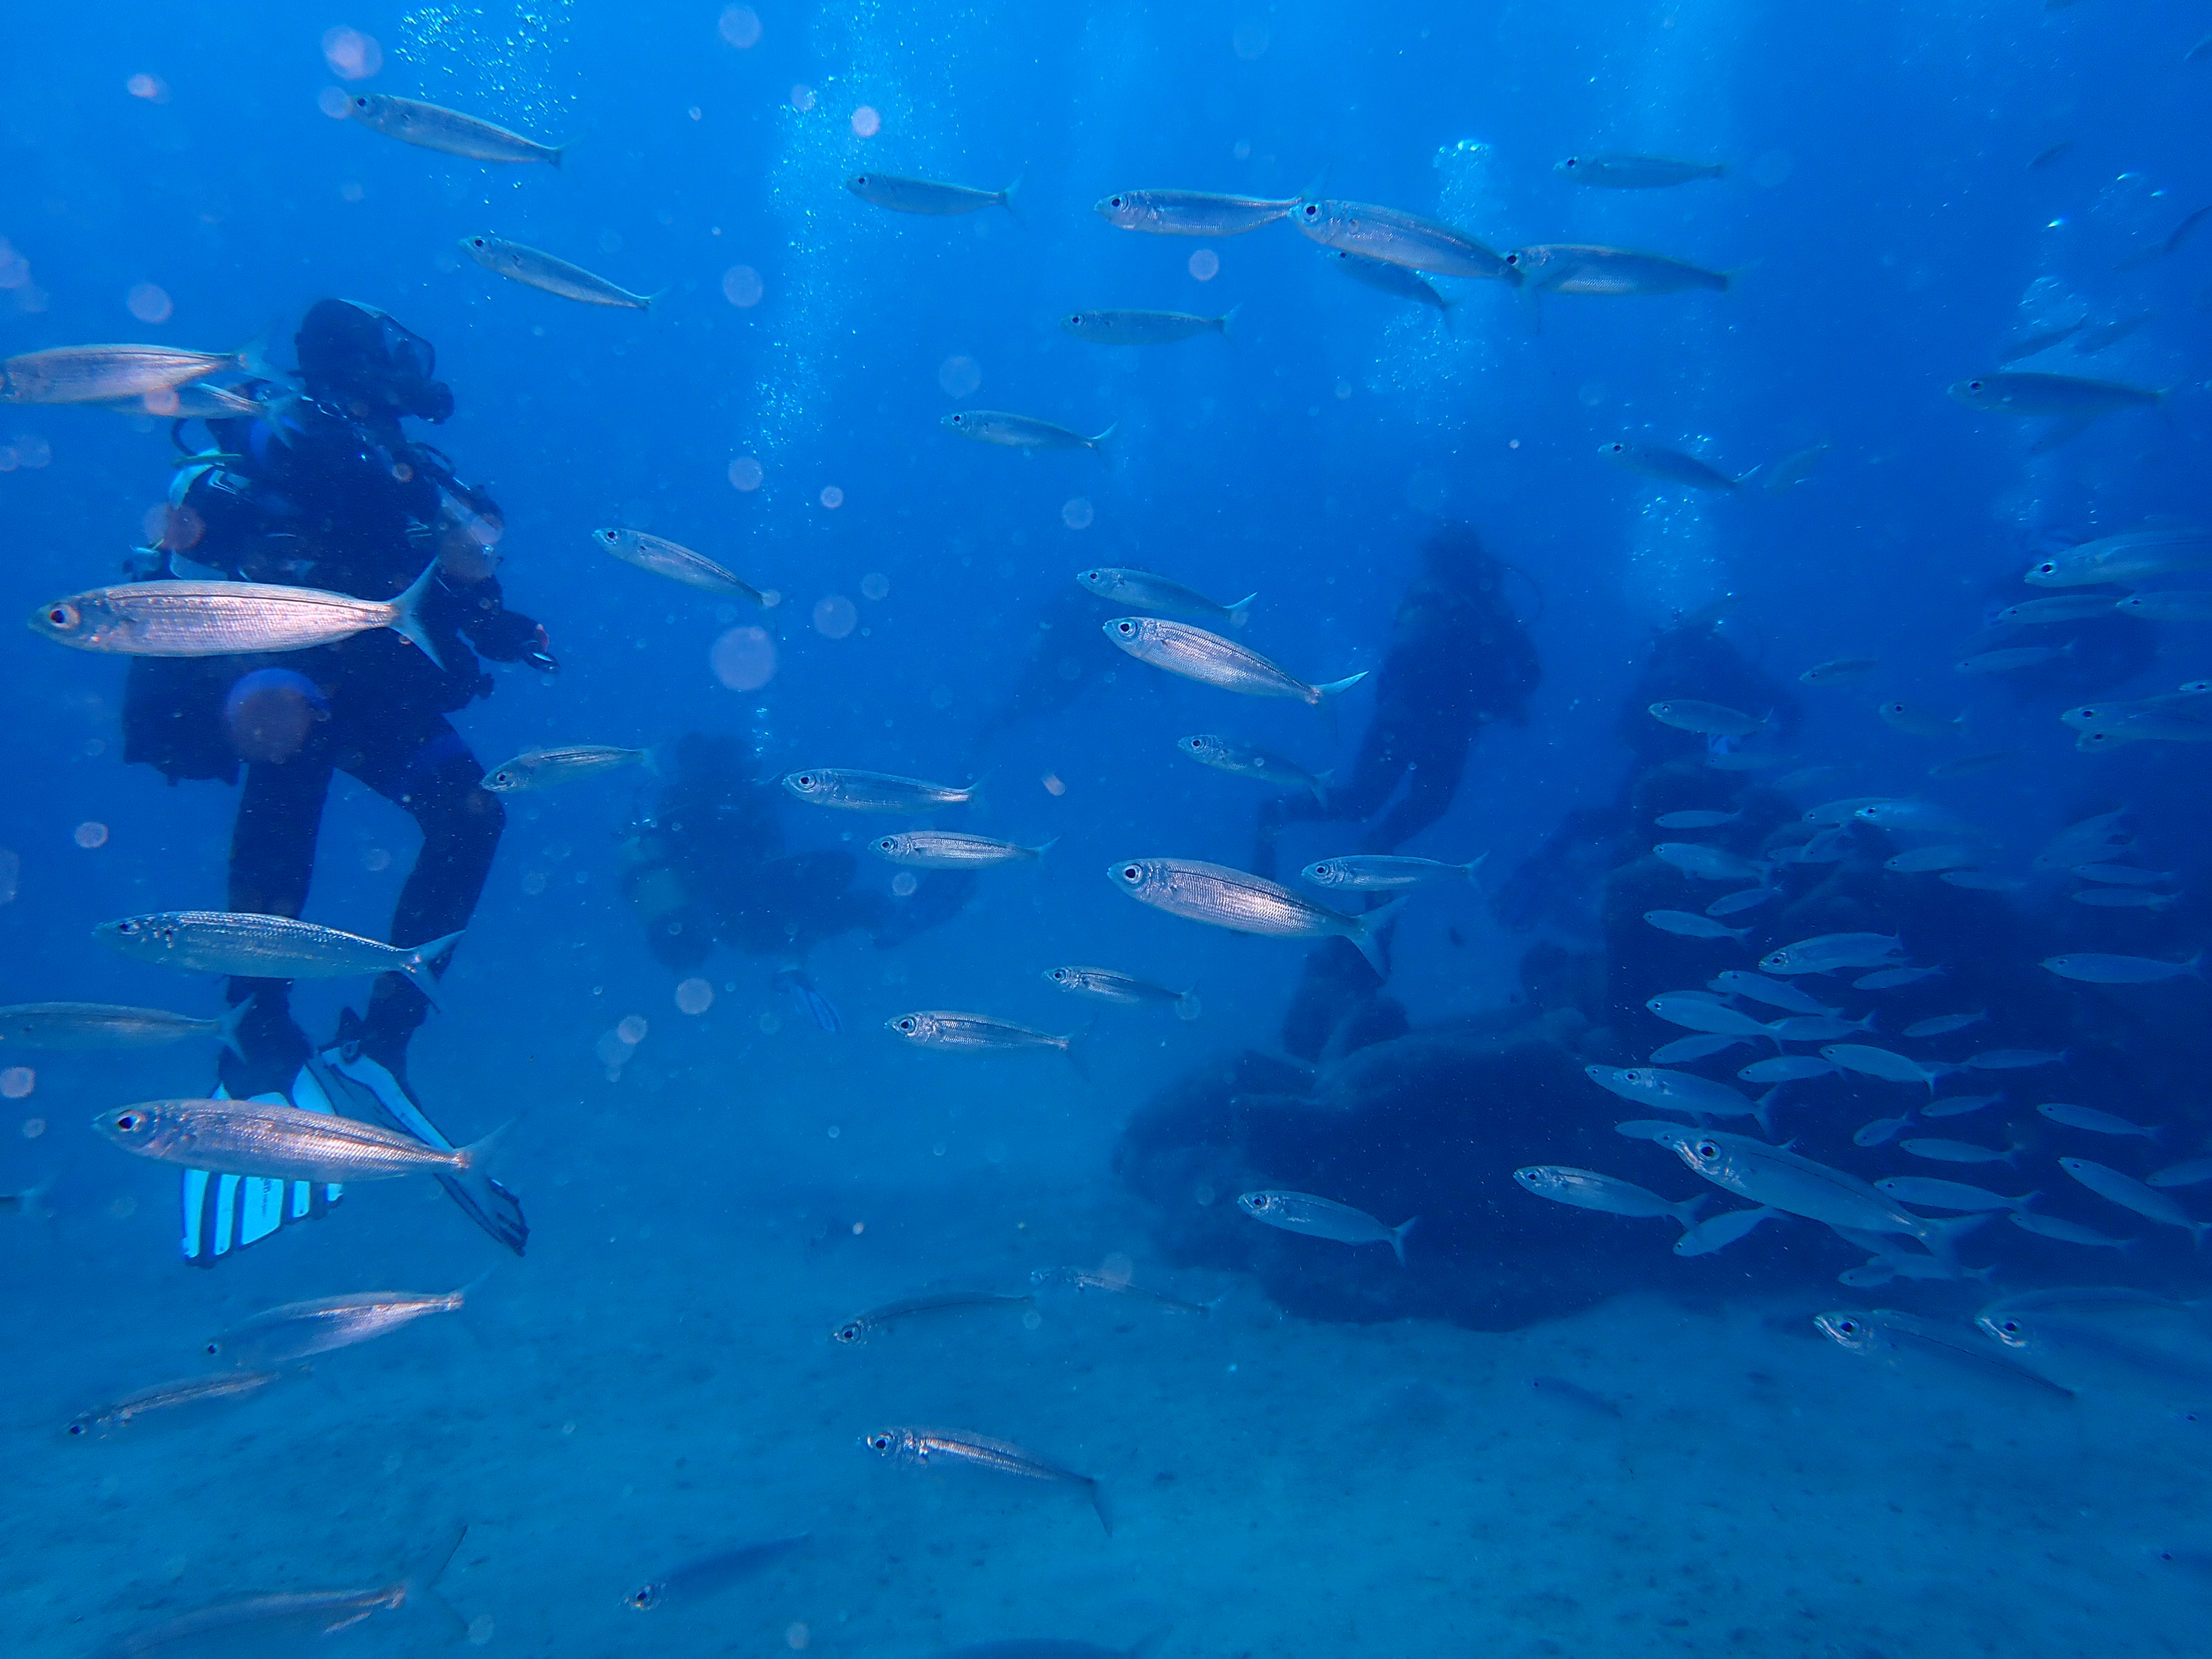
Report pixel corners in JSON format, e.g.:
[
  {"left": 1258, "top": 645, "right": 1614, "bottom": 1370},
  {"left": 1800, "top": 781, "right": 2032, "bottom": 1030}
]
[
  {"left": 122, "top": 299, "right": 552, "bottom": 1261},
  {"left": 1256, "top": 525, "right": 1541, "bottom": 1061}
]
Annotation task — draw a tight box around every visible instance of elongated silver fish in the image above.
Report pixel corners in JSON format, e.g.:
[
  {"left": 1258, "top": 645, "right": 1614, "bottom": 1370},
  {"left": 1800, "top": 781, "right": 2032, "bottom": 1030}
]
[
  {"left": 1105, "top": 617, "right": 1364, "bottom": 704},
  {"left": 2036, "top": 1101, "right": 2162, "bottom": 1138},
  {"left": 1998, "top": 319, "right": 2086, "bottom": 362},
  {"left": 1301, "top": 852, "right": 1483, "bottom": 890},
  {"left": 1511, "top": 244, "right": 1730, "bottom": 294},
  {"left": 2061, "top": 1157, "right": 2209, "bottom": 1242},
  {"left": 1604, "top": 442, "right": 1743, "bottom": 490},
  {"left": 1062, "top": 306, "right": 1237, "bottom": 344},
  {"left": 67, "top": 1368, "right": 290, "bottom": 1436},
  {"left": 593, "top": 527, "right": 770, "bottom": 603},
  {"left": 2010, "top": 1211, "right": 2137, "bottom": 1249},
  {"left": 1875, "top": 1177, "right": 2034, "bottom": 1212},
  {"left": 872, "top": 830, "right": 1053, "bottom": 868},
  {"left": 96, "top": 912, "right": 460, "bottom": 993},
  {"left": 1949, "top": 371, "right": 2163, "bottom": 418},
  {"left": 2115, "top": 591, "right": 2212, "bottom": 621},
  {"left": 832, "top": 1291, "right": 1034, "bottom": 1345},
  {"left": 1074, "top": 567, "right": 1254, "bottom": 626},
  {"left": 1799, "top": 655, "right": 1878, "bottom": 684},
  {"left": 1042, "top": 966, "right": 1201, "bottom": 1020},
  {"left": 2026, "top": 529, "right": 2212, "bottom": 588},
  {"left": 1239, "top": 1188, "right": 1416, "bottom": 1262},
  {"left": 1993, "top": 594, "right": 2117, "bottom": 625},
  {"left": 2043, "top": 952, "right": 2202, "bottom": 984},
  {"left": 484, "top": 745, "right": 648, "bottom": 793},
  {"left": 350, "top": 93, "right": 563, "bottom": 165},
  {"left": 885, "top": 1011, "right": 1082, "bottom": 1071},
  {"left": 1710, "top": 971, "right": 1835, "bottom": 1015},
  {"left": 944, "top": 409, "right": 1113, "bottom": 450},
  {"left": 627, "top": 1536, "right": 811, "bottom": 1612},
  {"left": 463, "top": 235, "right": 658, "bottom": 308},
  {"left": 1293, "top": 199, "right": 1516, "bottom": 282},
  {"left": 862, "top": 1425, "right": 1110, "bottom": 1531},
  {"left": 1976, "top": 1301, "right": 2212, "bottom": 1400},
  {"left": 1555, "top": 153, "right": 1727, "bottom": 188},
  {"left": 1761, "top": 932, "right": 1904, "bottom": 975},
  {"left": 1674, "top": 1130, "right": 1967, "bottom": 1253},
  {"left": 0, "top": 1000, "right": 244, "bottom": 1056},
  {"left": 1654, "top": 842, "right": 1769, "bottom": 882},
  {"left": 782, "top": 768, "right": 983, "bottom": 812},
  {"left": 1676, "top": 1206, "right": 1782, "bottom": 1257},
  {"left": 90, "top": 379, "right": 264, "bottom": 418},
  {"left": 1649, "top": 910, "right": 1748, "bottom": 941},
  {"left": 1815, "top": 1308, "right": 2073, "bottom": 1395},
  {"left": 1031, "top": 1265, "right": 1224, "bottom": 1315},
  {"left": 30, "top": 569, "right": 440, "bottom": 663},
  {"left": 207, "top": 1284, "right": 473, "bottom": 1366},
  {"left": 847, "top": 171, "right": 1018, "bottom": 216},
  {"left": 1095, "top": 187, "right": 1301, "bottom": 235},
  {"left": 1583, "top": 1065, "right": 1771, "bottom": 1131},
  {"left": 1109, "top": 856, "right": 1402, "bottom": 974},
  {"left": 94, "top": 1098, "right": 505, "bottom": 1183},
  {"left": 1327, "top": 248, "right": 1456, "bottom": 324},
  {"left": 1513, "top": 1165, "right": 1705, "bottom": 1228},
  {"left": 1761, "top": 441, "right": 1831, "bottom": 491},
  {"left": 1178, "top": 734, "right": 1330, "bottom": 802},
  {"left": 1, "top": 343, "right": 253, "bottom": 404}
]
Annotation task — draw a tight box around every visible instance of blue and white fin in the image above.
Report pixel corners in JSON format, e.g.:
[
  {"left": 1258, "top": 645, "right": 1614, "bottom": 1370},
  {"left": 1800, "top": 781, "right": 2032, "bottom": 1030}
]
[{"left": 182, "top": 1078, "right": 342, "bottom": 1267}]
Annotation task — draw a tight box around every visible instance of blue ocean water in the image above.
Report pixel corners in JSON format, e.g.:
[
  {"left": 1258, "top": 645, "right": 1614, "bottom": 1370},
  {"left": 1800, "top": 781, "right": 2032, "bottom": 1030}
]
[{"left": 7, "top": 2, "right": 2212, "bottom": 1654}]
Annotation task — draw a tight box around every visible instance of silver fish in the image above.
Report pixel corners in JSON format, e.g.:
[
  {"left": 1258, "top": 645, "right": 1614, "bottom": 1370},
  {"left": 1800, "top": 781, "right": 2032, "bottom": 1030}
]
[
  {"left": 831, "top": 1292, "right": 1034, "bottom": 1345},
  {"left": 1922, "top": 1091, "right": 2003, "bottom": 1118},
  {"left": 1645, "top": 910, "right": 1749, "bottom": 941},
  {"left": 1239, "top": 1188, "right": 1416, "bottom": 1262},
  {"left": 1998, "top": 319, "right": 2086, "bottom": 362},
  {"left": 1877, "top": 700, "right": 1965, "bottom": 738},
  {"left": 483, "top": 745, "right": 648, "bottom": 793},
  {"left": 30, "top": 569, "right": 439, "bottom": 662},
  {"left": 1854, "top": 1114, "right": 1920, "bottom": 1147},
  {"left": 861, "top": 1425, "right": 1110, "bottom": 1532},
  {"left": 1949, "top": 370, "right": 2163, "bottom": 418},
  {"left": 1740, "top": 1056, "right": 1837, "bottom": 1082},
  {"left": 1094, "top": 187, "right": 1302, "bottom": 236},
  {"left": 1707, "top": 888, "right": 1781, "bottom": 917},
  {"left": 1903, "top": 1012, "right": 1987, "bottom": 1037},
  {"left": 1799, "top": 654, "right": 1877, "bottom": 684},
  {"left": 1824, "top": 1043, "right": 1949, "bottom": 1093},
  {"left": 593, "top": 527, "right": 769, "bottom": 603},
  {"left": 1993, "top": 593, "right": 2124, "bottom": 626},
  {"left": 1901, "top": 1137, "right": 2016, "bottom": 1165},
  {"left": 89, "top": 379, "right": 264, "bottom": 418},
  {"left": 1584, "top": 1065, "right": 1772, "bottom": 1132},
  {"left": 1603, "top": 442, "right": 1743, "bottom": 490},
  {"left": 96, "top": 911, "right": 459, "bottom": 993},
  {"left": 1293, "top": 199, "right": 1515, "bottom": 281},
  {"left": 1655, "top": 1033, "right": 1750, "bottom": 1062},
  {"left": 1510, "top": 244, "right": 1730, "bottom": 294},
  {"left": 1674, "top": 1131, "right": 1966, "bottom": 1253},
  {"left": 1108, "top": 857, "right": 1401, "bottom": 974},
  {"left": 0, "top": 343, "right": 253, "bottom": 404},
  {"left": 1062, "top": 306, "right": 1237, "bottom": 344},
  {"left": 93, "top": 1098, "right": 503, "bottom": 1183},
  {"left": 2073, "top": 863, "right": 2177, "bottom": 886},
  {"left": 1074, "top": 567, "right": 1254, "bottom": 626},
  {"left": 872, "top": 831, "right": 1053, "bottom": 868},
  {"left": 1885, "top": 845, "right": 1982, "bottom": 873},
  {"left": 2036, "top": 1102, "right": 2164, "bottom": 1138},
  {"left": 206, "top": 1284, "right": 473, "bottom": 1366},
  {"left": 1180, "top": 734, "right": 1331, "bottom": 803},
  {"left": 1675, "top": 1206, "right": 1781, "bottom": 1257},
  {"left": 350, "top": 93, "right": 563, "bottom": 165},
  {"left": 1977, "top": 1301, "right": 2212, "bottom": 1400},
  {"left": 2061, "top": 1158, "right": 2210, "bottom": 1242},
  {"left": 2043, "top": 952, "right": 2202, "bottom": 984},
  {"left": 1770, "top": 1013, "right": 1876, "bottom": 1042},
  {"left": 2009, "top": 1211, "right": 2137, "bottom": 1249},
  {"left": 1963, "top": 1049, "right": 2064, "bottom": 1070},
  {"left": 944, "top": 409, "right": 1114, "bottom": 451},
  {"left": 1042, "top": 966, "right": 1200, "bottom": 1020},
  {"left": 67, "top": 1368, "right": 290, "bottom": 1437},
  {"left": 1761, "top": 932, "right": 1904, "bottom": 975},
  {"left": 885, "top": 1011, "right": 1082, "bottom": 1071},
  {"left": 0, "top": 1000, "right": 245, "bottom": 1056},
  {"left": 2115, "top": 591, "right": 2212, "bottom": 621},
  {"left": 1031, "top": 1266, "right": 1224, "bottom": 1316},
  {"left": 1654, "top": 842, "right": 1768, "bottom": 882},
  {"left": 1656, "top": 809, "right": 1741, "bottom": 829},
  {"left": 1513, "top": 1165, "right": 1705, "bottom": 1228},
  {"left": 1302, "top": 852, "right": 1484, "bottom": 890},
  {"left": 1555, "top": 153, "right": 1726, "bottom": 188},
  {"left": 1856, "top": 965, "right": 1944, "bottom": 989},
  {"left": 781, "top": 769, "right": 983, "bottom": 813},
  {"left": 1927, "top": 750, "right": 2019, "bottom": 780},
  {"left": 1815, "top": 1308, "right": 2073, "bottom": 1396},
  {"left": 1647, "top": 698, "right": 1765, "bottom": 735},
  {"left": 847, "top": 171, "right": 1018, "bottom": 216},
  {"left": 1327, "top": 248, "right": 1456, "bottom": 324},
  {"left": 627, "top": 1536, "right": 811, "bottom": 1612},
  {"left": 462, "top": 234, "right": 659, "bottom": 308},
  {"left": 1958, "top": 645, "right": 2064, "bottom": 675},
  {"left": 1875, "top": 1177, "right": 2034, "bottom": 1212},
  {"left": 1104, "top": 617, "right": 1364, "bottom": 704},
  {"left": 2027, "top": 529, "right": 2212, "bottom": 588}
]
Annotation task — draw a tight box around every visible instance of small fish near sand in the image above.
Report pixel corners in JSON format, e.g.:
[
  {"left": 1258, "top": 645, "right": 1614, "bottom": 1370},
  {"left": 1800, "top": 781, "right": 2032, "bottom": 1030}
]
[
  {"left": 1239, "top": 1188, "right": 1417, "bottom": 1263},
  {"left": 848, "top": 171, "right": 1021, "bottom": 216},
  {"left": 66, "top": 1367, "right": 294, "bottom": 1437},
  {"left": 1095, "top": 187, "right": 1304, "bottom": 236},
  {"left": 627, "top": 1535, "right": 812, "bottom": 1611},
  {"left": 1105, "top": 617, "right": 1365, "bottom": 704},
  {"left": 1109, "top": 857, "right": 1404, "bottom": 974},
  {"left": 350, "top": 93, "right": 564, "bottom": 165},
  {"left": 781, "top": 769, "right": 984, "bottom": 813},
  {"left": 96, "top": 912, "right": 459, "bottom": 994},
  {"left": 1042, "top": 966, "right": 1201, "bottom": 1020},
  {"left": 832, "top": 1291, "right": 1036, "bottom": 1345},
  {"left": 0, "top": 1000, "right": 246, "bottom": 1056},
  {"left": 483, "top": 745, "right": 650, "bottom": 793},
  {"left": 206, "top": 1284, "right": 476, "bottom": 1366},
  {"left": 462, "top": 235, "right": 661, "bottom": 308},
  {"left": 1074, "top": 567, "right": 1255, "bottom": 627},
  {"left": 1062, "top": 306, "right": 1237, "bottom": 344},
  {"left": 593, "top": 528, "right": 772, "bottom": 604},
  {"left": 945, "top": 410, "right": 1114, "bottom": 451},
  {"left": 872, "top": 830, "right": 1055, "bottom": 869},
  {"left": 885, "top": 1011, "right": 1086, "bottom": 1074},
  {"left": 93, "top": 1098, "right": 507, "bottom": 1185},
  {"left": 863, "top": 1425, "right": 1112, "bottom": 1533}
]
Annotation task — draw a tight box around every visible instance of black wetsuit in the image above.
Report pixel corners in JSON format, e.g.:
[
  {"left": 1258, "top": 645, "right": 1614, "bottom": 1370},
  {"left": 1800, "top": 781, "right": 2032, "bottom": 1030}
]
[{"left": 124, "top": 392, "right": 545, "bottom": 1094}]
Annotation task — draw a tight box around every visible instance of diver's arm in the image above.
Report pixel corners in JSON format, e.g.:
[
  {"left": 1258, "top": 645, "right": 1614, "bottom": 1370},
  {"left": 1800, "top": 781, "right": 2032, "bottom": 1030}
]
[{"left": 453, "top": 577, "right": 556, "bottom": 673}]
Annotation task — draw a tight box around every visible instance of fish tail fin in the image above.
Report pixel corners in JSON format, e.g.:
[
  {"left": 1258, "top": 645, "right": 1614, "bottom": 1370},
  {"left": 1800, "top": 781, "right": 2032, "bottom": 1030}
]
[
  {"left": 1517, "top": 283, "right": 1542, "bottom": 334},
  {"left": 546, "top": 143, "right": 567, "bottom": 171},
  {"left": 233, "top": 331, "right": 284, "bottom": 383},
  {"left": 388, "top": 561, "right": 447, "bottom": 671},
  {"left": 400, "top": 930, "right": 466, "bottom": 999},
  {"left": 1313, "top": 670, "right": 1369, "bottom": 700},
  {"left": 1349, "top": 894, "right": 1410, "bottom": 977},
  {"left": 1754, "top": 1087, "right": 1780, "bottom": 1139},
  {"left": 1087, "top": 1477, "right": 1114, "bottom": 1535},
  {"left": 1218, "top": 301, "right": 1241, "bottom": 337},
  {"left": 1465, "top": 851, "right": 1489, "bottom": 885},
  {"left": 214, "top": 993, "right": 253, "bottom": 1060},
  {"left": 1389, "top": 1214, "right": 1419, "bottom": 1265},
  {"left": 1297, "top": 166, "right": 1330, "bottom": 205},
  {"left": 1925, "top": 1211, "right": 1989, "bottom": 1266},
  {"left": 11, "top": 1168, "right": 59, "bottom": 1221},
  {"left": 456, "top": 1115, "right": 520, "bottom": 1177},
  {"left": 962, "top": 772, "right": 992, "bottom": 816},
  {"left": 642, "top": 288, "right": 671, "bottom": 310},
  {"left": 1062, "top": 1016, "right": 1098, "bottom": 1081},
  {"left": 1174, "top": 987, "right": 1203, "bottom": 1021},
  {"left": 1086, "top": 420, "right": 1117, "bottom": 450},
  {"left": 1030, "top": 836, "right": 1060, "bottom": 861},
  {"left": 401, "top": 1524, "right": 469, "bottom": 1633},
  {"left": 999, "top": 172, "right": 1024, "bottom": 224},
  {"left": 1674, "top": 1192, "right": 1710, "bottom": 1230},
  {"left": 1227, "top": 592, "right": 1259, "bottom": 629},
  {"left": 1440, "top": 294, "right": 1457, "bottom": 337},
  {"left": 1709, "top": 161, "right": 1730, "bottom": 178},
  {"left": 1309, "top": 769, "right": 1333, "bottom": 807}
]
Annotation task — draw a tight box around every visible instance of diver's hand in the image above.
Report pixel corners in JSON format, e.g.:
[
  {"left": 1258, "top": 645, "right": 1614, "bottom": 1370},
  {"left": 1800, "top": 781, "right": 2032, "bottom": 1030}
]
[{"left": 522, "top": 624, "right": 559, "bottom": 675}]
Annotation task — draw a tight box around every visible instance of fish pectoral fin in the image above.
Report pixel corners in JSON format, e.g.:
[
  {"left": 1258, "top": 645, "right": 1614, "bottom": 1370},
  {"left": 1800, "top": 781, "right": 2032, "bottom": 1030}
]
[{"left": 2030, "top": 414, "right": 2097, "bottom": 453}]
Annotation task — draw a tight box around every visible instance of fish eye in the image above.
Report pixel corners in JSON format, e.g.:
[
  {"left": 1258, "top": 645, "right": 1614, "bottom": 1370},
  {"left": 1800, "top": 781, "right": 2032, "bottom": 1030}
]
[
  {"left": 1835, "top": 1319, "right": 1860, "bottom": 1337},
  {"left": 469, "top": 237, "right": 485, "bottom": 248},
  {"left": 1563, "top": 157, "right": 1580, "bottom": 168},
  {"left": 1505, "top": 251, "right": 1522, "bottom": 265},
  {"left": 204, "top": 1340, "right": 220, "bottom": 1356},
  {"left": 868, "top": 1433, "right": 892, "bottom": 1450},
  {"left": 854, "top": 175, "right": 868, "bottom": 185},
  {"left": 1695, "top": 1141, "right": 1718, "bottom": 1158},
  {"left": 950, "top": 413, "right": 964, "bottom": 424},
  {"left": 44, "top": 603, "right": 79, "bottom": 628},
  {"left": 115, "top": 1112, "right": 140, "bottom": 1132},
  {"left": 1120, "top": 865, "right": 1141, "bottom": 881},
  {"left": 1967, "top": 379, "right": 1985, "bottom": 392},
  {"left": 1110, "top": 196, "right": 1125, "bottom": 208},
  {"left": 2000, "top": 1319, "right": 2021, "bottom": 1336},
  {"left": 896, "top": 1018, "right": 916, "bottom": 1032},
  {"left": 1116, "top": 621, "right": 1136, "bottom": 636},
  {"left": 1069, "top": 314, "right": 1082, "bottom": 324},
  {"left": 353, "top": 96, "right": 370, "bottom": 109},
  {"left": 66, "top": 1420, "right": 86, "bottom": 1435}
]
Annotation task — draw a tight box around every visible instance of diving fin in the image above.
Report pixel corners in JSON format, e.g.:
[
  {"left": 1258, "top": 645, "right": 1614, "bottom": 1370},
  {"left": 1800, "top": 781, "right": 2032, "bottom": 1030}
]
[{"left": 182, "top": 1074, "right": 343, "bottom": 1267}]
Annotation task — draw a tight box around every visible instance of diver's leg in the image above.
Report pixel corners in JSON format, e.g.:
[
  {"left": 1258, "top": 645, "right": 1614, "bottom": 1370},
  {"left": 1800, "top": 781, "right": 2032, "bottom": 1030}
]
[
  {"left": 219, "top": 752, "right": 335, "bottom": 1096},
  {"left": 346, "top": 719, "right": 506, "bottom": 1071}
]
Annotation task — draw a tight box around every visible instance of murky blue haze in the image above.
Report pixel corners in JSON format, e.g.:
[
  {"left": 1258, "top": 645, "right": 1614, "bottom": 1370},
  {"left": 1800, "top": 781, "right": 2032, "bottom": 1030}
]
[{"left": 4, "top": 2, "right": 2212, "bottom": 1656}]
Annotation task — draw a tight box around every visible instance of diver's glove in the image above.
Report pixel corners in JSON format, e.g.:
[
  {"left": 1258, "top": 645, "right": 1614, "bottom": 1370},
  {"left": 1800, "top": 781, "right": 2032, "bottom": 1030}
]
[{"left": 465, "top": 606, "right": 559, "bottom": 673}]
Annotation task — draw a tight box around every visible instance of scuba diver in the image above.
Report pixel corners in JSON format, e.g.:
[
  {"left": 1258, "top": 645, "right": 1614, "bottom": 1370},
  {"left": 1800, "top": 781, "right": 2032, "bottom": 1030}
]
[
  {"left": 122, "top": 299, "right": 554, "bottom": 1264},
  {"left": 1254, "top": 524, "right": 1543, "bottom": 1060},
  {"left": 618, "top": 730, "right": 979, "bottom": 1026}
]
